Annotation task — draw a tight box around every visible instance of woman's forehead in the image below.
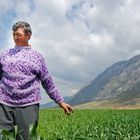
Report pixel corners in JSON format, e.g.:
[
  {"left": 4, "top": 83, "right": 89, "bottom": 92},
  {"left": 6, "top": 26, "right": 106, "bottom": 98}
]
[{"left": 13, "top": 27, "right": 25, "bottom": 33}]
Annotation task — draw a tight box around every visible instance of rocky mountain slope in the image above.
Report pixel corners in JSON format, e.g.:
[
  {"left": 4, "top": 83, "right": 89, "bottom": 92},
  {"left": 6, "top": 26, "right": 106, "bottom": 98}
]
[{"left": 68, "top": 55, "right": 140, "bottom": 108}]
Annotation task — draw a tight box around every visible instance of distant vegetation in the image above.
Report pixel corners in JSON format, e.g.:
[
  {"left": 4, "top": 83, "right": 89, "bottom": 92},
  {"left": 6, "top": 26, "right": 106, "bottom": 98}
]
[{"left": 38, "top": 109, "right": 140, "bottom": 139}]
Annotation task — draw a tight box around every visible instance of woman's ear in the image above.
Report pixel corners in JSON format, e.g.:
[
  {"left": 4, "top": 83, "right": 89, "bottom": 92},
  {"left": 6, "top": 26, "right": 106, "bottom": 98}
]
[{"left": 27, "top": 33, "right": 31, "bottom": 40}]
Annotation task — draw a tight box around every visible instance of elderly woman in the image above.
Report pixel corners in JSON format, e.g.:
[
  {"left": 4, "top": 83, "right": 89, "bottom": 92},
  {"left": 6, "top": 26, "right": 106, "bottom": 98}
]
[{"left": 0, "top": 21, "right": 73, "bottom": 140}]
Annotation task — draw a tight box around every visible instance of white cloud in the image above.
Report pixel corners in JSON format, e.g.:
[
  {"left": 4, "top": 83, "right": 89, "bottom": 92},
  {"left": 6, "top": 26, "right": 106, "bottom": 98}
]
[
  {"left": 0, "top": 1, "right": 14, "bottom": 16},
  {"left": 0, "top": 1, "right": 15, "bottom": 47},
  {"left": 14, "top": 1, "right": 33, "bottom": 17},
  {"left": 68, "top": 55, "right": 82, "bottom": 65},
  {"left": 1, "top": 0, "right": 140, "bottom": 103}
]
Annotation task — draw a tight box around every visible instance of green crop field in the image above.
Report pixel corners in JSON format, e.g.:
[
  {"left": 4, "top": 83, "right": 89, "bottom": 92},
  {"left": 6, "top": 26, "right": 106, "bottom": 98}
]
[{"left": 38, "top": 109, "right": 140, "bottom": 140}]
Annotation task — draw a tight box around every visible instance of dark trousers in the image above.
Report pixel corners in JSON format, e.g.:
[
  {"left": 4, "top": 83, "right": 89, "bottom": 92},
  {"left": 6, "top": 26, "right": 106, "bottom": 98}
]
[{"left": 0, "top": 103, "right": 39, "bottom": 140}]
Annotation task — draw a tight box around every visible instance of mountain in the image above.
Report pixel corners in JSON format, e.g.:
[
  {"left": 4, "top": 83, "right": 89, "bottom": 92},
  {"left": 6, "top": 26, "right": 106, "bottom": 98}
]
[
  {"left": 68, "top": 55, "right": 140, "bottom": 108},
  {"left": 40, "top": 96, "right": 72, "bottom": 109}
]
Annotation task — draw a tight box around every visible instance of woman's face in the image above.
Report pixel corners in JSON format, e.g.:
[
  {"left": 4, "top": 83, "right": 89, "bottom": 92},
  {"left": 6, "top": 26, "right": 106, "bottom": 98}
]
[{"left": 13, "top": 27, "right": 31, "bottom": 46}]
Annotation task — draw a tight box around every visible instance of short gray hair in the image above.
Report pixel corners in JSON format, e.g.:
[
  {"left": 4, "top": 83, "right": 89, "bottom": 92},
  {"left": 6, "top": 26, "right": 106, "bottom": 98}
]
[{"left": 12, "top": 21, "right": 32, "bottom": 35}]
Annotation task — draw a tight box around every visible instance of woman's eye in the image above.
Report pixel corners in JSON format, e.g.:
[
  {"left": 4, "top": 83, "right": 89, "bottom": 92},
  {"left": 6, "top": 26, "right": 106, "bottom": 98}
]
[{"left": 13, "top": 33, "right": 22, "bottom": 36}]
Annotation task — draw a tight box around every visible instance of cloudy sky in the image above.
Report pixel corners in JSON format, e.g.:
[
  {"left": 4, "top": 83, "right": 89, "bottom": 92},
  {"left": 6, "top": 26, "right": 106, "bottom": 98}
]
[{"left": 0, "top": 0, "right": 140, "bottom": 104}]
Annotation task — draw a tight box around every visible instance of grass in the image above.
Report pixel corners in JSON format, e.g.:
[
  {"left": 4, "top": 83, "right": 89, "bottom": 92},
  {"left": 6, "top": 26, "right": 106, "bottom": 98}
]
[
  {"left": 0, "top": 109, "right": 139, "bottom": 139},
  {"left": 0, "top": 124, "right": 44, "bottom": 140},
  {"left": 38, "top": 109, "right": 140, "bottom": 140}
]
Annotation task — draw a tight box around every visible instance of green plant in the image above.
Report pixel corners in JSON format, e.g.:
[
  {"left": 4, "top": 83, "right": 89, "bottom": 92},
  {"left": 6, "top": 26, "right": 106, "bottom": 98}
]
[
  {"left": 0, "top": 126, "right": 23, "bottom": 140},
  {"left": 38, "top": 109, "right": 140, "bottom": 140},
  {"left": 29, "top": 124, "right": 44, "bottom": 140},
  {"left": 0, "top": 124, "right": 44, "bottom": 140}
]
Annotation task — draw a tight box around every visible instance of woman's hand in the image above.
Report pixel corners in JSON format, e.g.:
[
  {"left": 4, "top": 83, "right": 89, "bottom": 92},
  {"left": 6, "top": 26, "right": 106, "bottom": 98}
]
[{"left": 58, "top": 102, "right": 74, "bottom": 115}]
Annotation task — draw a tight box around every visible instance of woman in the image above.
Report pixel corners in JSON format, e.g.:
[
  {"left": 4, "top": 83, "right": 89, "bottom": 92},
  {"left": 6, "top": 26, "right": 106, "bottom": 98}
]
[{"left": 0, "top": 21, "right": 73, "bottom": 140}]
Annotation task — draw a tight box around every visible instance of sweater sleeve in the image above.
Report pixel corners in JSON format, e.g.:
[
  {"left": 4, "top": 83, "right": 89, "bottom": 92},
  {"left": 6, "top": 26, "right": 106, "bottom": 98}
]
[
  {"left": 0, "top": 53, "right": 3, "bottom": 80},
  {"left": 38, "top": 56, "right": 64, "bottom": 104}
]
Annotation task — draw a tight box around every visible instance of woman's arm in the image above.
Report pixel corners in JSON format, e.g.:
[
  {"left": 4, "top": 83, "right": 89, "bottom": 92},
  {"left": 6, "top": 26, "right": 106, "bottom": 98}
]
[{"left": 38, "top": 56, "right": 73, "bottom": 114}]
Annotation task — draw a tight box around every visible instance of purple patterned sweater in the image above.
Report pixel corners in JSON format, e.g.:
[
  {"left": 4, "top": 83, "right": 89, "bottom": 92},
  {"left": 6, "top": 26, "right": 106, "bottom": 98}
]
[{"left": 0, "top": 46, "right": 64, "bottom": 107}]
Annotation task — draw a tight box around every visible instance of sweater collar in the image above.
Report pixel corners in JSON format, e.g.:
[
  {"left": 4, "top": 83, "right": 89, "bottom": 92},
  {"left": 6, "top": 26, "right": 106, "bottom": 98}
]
[{"left": 14, "top": 46, "right": 31, "bottom": 50}]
